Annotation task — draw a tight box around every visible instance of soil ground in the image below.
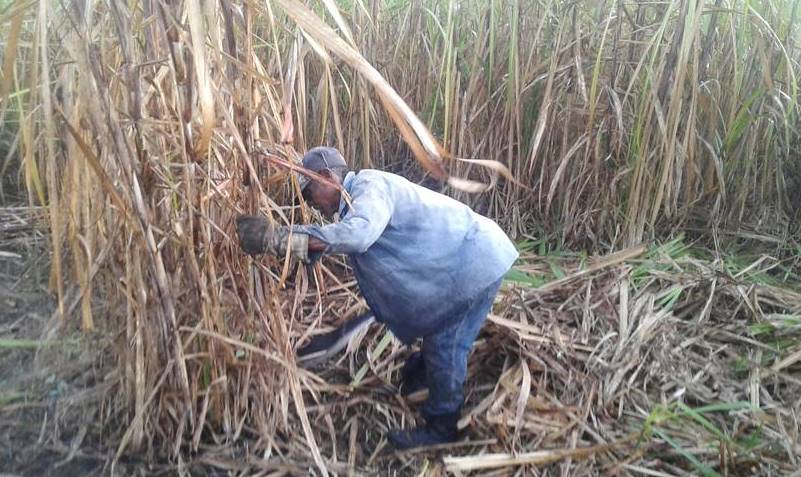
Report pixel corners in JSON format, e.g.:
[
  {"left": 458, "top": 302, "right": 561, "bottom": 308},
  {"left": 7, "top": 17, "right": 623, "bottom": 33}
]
[{"left": 0, "top": 182, "right": 108, "bottom": 476}]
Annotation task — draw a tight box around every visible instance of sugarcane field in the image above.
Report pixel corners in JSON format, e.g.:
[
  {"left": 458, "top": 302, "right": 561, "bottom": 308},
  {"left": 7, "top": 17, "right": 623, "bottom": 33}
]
[{"left": 2, "top": 0, "right": 801, "bottom": 475}]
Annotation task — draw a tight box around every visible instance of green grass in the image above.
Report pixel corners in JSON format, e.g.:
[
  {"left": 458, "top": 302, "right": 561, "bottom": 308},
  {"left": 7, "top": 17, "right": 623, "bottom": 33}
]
[
  {"left": 630, "top": 236, "right": 691, "bottom": 289},
  {"left": 504, "top": 268, "right": 546, "bottom": 287},
  {"left": 503, "top": 238, "right": 572, "bottom": 287},
  {"left": 0, "top": 391, "right": 25, "bottom": 406},
  {"left": 641, "top": 401, "right": 755, "bottom": 477},
  {"left": 0, "top": 338, "right": 66, "bottom": 349}
]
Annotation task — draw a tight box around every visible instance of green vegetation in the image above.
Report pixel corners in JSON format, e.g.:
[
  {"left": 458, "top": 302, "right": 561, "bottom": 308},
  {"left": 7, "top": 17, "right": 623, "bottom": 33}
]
[{"left": 643, "top": 401, "right": 755, "bottom": 477}]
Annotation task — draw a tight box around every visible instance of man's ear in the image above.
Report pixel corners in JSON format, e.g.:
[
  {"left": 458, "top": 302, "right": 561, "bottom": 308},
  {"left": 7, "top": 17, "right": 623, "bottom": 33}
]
[{"left": 320, "top": 169, "right": 339, "bottom": 184}]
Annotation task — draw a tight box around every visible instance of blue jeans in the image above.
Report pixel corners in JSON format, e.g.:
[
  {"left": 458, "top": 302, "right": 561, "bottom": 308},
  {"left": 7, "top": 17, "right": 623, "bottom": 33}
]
[{"left": 421, "top": 278, "right": 503, "bottom": 417}]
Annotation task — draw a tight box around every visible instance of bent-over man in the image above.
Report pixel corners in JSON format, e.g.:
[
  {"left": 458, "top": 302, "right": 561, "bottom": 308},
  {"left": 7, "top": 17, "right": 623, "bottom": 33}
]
[{"left": 236, "top": 147, "right": 518, "bottom": 449}]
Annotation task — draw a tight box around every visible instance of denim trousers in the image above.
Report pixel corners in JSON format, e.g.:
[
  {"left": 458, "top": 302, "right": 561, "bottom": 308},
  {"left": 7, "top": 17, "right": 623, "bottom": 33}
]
[{"left": 421, "top": 277, "right": 503, "bottom": 417}]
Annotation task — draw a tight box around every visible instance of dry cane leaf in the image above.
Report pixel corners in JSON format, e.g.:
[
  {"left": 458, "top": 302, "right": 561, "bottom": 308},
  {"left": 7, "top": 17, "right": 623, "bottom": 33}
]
[{"left": 186, "top": 0, "right": 215, "bottom": 156}]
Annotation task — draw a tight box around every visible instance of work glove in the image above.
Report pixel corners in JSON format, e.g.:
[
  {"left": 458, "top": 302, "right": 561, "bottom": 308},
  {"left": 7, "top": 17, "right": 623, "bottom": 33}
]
[
  {"left": 276, "top": 227, "right": 309, "bottom": 262},
  {"left": 235, "top": 215, "right": 309, "bottom": 262}
]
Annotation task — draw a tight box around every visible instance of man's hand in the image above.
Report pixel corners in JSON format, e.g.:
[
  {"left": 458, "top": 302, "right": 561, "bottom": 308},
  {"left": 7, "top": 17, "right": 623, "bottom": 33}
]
[
  {"left": 276, "top": 227, "right": 309, "bottom": 262},
  {"left": 236, "top": 216, "right": 275, "bottom": 255},
  {"left": 236, "top": 215, "right": 309, "bottom": 262}
]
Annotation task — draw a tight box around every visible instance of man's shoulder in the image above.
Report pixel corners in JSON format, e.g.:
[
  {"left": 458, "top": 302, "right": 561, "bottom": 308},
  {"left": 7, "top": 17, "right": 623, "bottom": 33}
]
[
  {"left": 351, "top": 169, "right": 408, "bottom": 189},
  {"left": 353, "top": 169, "right": 401, "bottom": 180}
]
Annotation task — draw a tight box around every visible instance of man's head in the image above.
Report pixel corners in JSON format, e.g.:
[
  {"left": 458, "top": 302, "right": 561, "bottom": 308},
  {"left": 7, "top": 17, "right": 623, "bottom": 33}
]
[{"left": 298, "top": 147, "right": 348, "bottom": 218}]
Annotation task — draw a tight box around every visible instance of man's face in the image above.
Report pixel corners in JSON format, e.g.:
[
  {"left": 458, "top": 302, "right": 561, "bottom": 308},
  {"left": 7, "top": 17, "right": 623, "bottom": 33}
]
[{"left": 302, "top": 169, "right": 341, "bottom": 218}]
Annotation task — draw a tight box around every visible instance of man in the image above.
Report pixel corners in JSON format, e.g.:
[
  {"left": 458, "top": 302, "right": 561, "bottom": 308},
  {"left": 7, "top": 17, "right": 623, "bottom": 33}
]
[{"left": 236, "top": 147, "right": 518, "bottom": 449}]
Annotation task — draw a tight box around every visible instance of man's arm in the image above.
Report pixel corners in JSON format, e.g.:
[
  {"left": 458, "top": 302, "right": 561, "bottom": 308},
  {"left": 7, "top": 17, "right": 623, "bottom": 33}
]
[
  {"left": 295, "top": 179, "right": 394, "bottom": 255},
  {"left": 236, "top": 179, "right": 392, "bottom": 259},
  {"left": 308, "top": 236, "right": 328, "bottom": 253}
]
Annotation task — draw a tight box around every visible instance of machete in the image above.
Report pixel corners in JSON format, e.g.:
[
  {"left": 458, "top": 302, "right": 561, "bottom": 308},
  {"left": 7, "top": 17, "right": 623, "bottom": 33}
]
[{"left": 296, "top": 312, "right": 375, "bottom": 368}]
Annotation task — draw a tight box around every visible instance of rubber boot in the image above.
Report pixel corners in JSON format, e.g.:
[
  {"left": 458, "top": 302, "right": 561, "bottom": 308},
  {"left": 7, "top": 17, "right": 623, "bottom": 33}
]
[
  {"left": 400, "top": 351, "right": 427, "bottom": 396},
  {"left": 387, "top": 411, "right": 459, "bottom": 450}
]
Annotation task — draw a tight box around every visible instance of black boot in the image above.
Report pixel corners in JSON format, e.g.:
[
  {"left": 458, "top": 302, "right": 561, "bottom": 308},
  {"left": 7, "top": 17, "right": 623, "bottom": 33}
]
[
  {"left": 387, "top": 411, "right": 459, "bottom": 450},
  {"left": 400, "top": 351, "right": 427, "bottom": 396}
]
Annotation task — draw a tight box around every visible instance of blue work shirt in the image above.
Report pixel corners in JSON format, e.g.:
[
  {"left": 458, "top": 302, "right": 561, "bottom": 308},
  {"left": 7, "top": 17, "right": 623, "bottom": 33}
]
[{"left": 295, "top": 170, "right": 518, "bottom": 344}]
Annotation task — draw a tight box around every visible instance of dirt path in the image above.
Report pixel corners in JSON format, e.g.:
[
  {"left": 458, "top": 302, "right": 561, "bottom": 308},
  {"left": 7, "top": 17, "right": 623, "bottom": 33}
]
[{"left": 0, "top": 199, "right": 109, "bottom": 476}]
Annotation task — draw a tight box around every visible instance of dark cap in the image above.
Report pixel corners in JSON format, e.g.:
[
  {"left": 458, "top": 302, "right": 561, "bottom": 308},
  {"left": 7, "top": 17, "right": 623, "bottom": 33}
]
[{"left": 297, "top": 147, "right": 347, "bottom": 191}]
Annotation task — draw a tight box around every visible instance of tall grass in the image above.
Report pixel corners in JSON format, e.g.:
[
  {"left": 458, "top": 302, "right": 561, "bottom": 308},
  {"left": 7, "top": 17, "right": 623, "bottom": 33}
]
[
  {"left": 288, "top": 0, "right": 800, "bottom": 245},
  {"left": 0, "top": 0, "right": 799, "bottom": 471}
]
